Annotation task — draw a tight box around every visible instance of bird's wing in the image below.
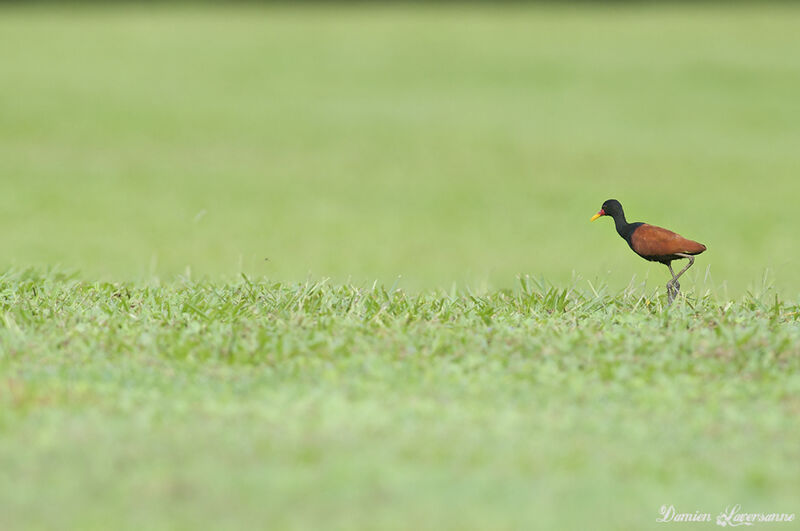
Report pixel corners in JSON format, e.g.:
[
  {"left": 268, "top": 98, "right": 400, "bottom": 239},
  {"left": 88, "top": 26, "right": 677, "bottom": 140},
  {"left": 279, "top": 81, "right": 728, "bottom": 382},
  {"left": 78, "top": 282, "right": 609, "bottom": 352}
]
[{"left": 631, "top": 224, "right": 707, "bottom": 257}]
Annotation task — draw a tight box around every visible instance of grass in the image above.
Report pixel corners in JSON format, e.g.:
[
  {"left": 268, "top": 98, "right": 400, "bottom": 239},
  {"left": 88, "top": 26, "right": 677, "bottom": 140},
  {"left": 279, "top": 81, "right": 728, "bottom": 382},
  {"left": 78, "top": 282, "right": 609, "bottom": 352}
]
[
  {"left": 1, "top": 270, "right": 799, "bottom": 530},
  {"left": 1, "top": 3, "right": 800, "bottom": 293},
  {"left": 1, "top": 3, "right": 800, "bottom": 530}
]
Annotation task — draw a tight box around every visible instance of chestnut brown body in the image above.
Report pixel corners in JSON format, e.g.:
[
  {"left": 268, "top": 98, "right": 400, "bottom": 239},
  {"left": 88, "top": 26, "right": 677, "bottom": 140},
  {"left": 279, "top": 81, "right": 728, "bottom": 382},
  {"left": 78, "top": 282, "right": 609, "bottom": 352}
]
[{"left": 630, "top": 224, "right": 707, "bottom": 264}]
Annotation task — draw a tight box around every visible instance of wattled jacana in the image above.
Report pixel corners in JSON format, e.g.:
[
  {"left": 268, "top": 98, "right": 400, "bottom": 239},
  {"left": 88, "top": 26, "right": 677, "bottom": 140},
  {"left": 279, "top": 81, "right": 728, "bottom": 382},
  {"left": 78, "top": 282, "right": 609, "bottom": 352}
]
[{"left": 591, "top": 199, "right": 707, "bottom": 303}]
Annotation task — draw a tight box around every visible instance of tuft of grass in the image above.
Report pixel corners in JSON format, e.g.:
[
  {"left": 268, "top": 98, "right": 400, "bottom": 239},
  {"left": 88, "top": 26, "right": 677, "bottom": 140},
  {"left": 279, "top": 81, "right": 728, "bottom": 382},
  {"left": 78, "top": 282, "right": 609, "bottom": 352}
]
[{"left": 1, "top": 269, "right": 799, "bottom": 530}]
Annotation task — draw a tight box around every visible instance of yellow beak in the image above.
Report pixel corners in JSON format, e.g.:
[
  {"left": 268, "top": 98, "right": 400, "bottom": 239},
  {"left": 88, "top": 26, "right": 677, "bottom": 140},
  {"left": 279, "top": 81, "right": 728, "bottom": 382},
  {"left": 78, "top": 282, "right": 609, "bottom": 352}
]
[{"left": 590, "top": 212, "right": 603, "bottom": 222}]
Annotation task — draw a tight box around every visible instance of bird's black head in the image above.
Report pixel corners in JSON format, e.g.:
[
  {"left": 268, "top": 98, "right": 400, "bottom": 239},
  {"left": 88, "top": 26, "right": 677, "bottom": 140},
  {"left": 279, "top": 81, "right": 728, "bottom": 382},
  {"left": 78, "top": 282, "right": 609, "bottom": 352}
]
[{"left": 591, "top": 199, "right": 624, "bottom": 222}]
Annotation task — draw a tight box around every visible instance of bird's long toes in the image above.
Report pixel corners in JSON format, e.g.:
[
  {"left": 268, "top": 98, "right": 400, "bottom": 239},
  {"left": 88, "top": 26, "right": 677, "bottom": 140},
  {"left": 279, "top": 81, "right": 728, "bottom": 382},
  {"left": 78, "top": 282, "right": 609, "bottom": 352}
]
[{"left": 665, "top": 281, "right": 680, "bottom": 304}]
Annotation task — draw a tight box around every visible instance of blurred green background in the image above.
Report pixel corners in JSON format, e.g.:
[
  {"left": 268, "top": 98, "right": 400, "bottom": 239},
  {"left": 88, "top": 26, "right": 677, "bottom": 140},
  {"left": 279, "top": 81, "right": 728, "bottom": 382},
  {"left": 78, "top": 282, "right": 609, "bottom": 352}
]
[{"left": 1, "top": 3, "right": 799, "bottom": 294}]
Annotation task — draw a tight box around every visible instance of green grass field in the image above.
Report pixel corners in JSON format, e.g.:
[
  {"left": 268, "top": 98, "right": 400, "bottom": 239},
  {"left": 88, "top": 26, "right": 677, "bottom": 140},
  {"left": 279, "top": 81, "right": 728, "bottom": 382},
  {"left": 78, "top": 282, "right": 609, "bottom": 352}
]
[
  {"left": 1, "top": 3, "right": 800, "bottom": 530},
  {"left": 2, "top": 271, "right": 799, "bottom": 530}
]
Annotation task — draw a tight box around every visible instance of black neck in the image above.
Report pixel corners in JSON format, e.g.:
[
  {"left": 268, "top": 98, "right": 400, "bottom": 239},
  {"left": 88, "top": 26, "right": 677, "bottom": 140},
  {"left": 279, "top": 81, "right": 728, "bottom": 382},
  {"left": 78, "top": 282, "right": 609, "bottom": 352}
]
[
  {"left": 611, "top": 210, "right": 628, "bottom": 235},
  {"left": 609, "top": 210, "right": 641, "bottom": 246}
]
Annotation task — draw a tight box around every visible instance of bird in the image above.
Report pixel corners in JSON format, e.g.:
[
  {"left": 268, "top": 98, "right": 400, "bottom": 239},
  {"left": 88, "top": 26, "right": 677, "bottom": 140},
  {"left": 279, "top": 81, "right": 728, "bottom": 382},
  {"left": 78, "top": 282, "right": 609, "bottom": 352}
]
[{"left": 591, "top": 199, "right": 707, "bottom": 303}]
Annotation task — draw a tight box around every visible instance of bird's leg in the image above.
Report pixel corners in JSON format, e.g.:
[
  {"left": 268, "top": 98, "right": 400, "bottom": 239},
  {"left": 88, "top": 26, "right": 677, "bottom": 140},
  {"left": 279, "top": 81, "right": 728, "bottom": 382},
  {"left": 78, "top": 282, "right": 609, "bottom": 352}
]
[
  {"left": 672, "top": 253, "right": 695, "bottom": 284},
  {"left": 667, "top": 254, "right": 695, "bottom": 303},
  {"left": 667, "top": 262, "right": 680, "bottom": 293},
  {"left": 665, "top": 262, "right": 679, "bottom": 303}
]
